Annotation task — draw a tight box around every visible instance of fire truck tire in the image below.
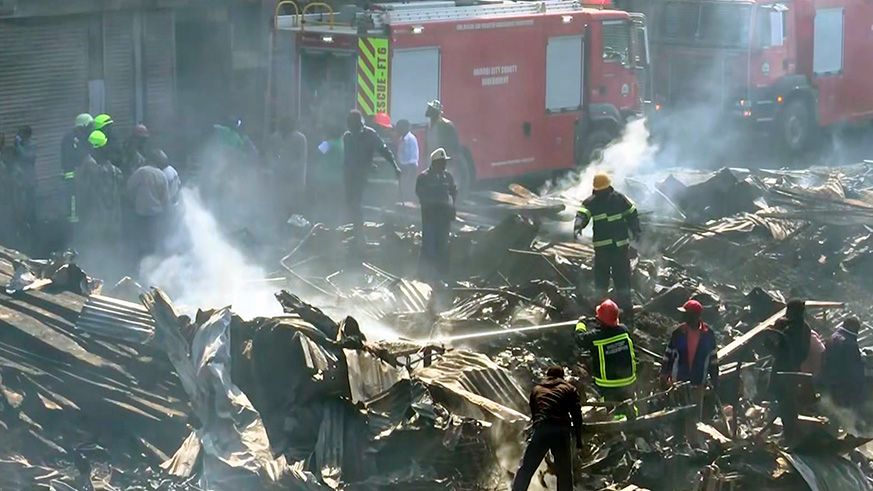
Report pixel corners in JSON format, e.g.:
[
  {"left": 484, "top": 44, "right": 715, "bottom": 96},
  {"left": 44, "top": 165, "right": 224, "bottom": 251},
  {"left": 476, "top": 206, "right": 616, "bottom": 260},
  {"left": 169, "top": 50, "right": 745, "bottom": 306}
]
[
  {"left": 779, "top": 99, "right": 812, "bottom": 154},
  {"left": 585, "top": 129, "right": 615, "bottom": 164}
]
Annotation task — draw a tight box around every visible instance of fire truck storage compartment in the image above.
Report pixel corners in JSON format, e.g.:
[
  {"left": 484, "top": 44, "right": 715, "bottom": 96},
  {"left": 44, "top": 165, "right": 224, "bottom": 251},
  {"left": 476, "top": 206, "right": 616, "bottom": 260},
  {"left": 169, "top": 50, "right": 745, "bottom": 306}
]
[
  {"left": 545, "top": 36, "right": 584, "bottom": 111},
  {"left": 299, "top": 49, "right": 356, "bottom": 136},
  {"left": 391, "top": 47, "right": 441, "bottom": 125}
]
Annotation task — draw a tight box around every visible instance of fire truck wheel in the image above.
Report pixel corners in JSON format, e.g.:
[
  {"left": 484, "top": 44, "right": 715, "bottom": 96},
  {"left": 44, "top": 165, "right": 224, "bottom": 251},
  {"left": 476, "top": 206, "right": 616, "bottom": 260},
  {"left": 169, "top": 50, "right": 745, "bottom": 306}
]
[
  {"left": 780, "top": 99, "right": 812, "bottom": 154},
  {"left": 585, "top": 129, "right": 615, "bottom": 164}
]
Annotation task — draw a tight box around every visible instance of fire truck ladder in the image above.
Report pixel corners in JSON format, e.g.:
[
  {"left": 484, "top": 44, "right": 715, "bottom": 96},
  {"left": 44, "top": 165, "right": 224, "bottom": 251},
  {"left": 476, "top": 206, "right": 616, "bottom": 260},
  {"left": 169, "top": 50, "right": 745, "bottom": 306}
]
[{"left": 374, "top": 1, "right": 587, "bottom": 25}]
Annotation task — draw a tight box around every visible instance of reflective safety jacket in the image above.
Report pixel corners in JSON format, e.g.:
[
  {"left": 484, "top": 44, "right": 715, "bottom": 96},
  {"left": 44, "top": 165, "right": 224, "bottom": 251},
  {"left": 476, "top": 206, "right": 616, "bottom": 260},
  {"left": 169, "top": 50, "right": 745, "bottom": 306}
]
[
  {"left": 575, "top": 187, "right": 641, "bottom": 249},
  {"left": 575, "top": 319, "right": 637, "bottom": 388}
]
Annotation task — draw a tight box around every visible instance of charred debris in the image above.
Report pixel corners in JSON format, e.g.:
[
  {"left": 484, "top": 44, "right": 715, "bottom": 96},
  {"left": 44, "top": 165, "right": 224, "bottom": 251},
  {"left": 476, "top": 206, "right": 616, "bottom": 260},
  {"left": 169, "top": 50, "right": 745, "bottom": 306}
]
[{"left": 3, "top": 164, "right": 873, "bottom": 489}]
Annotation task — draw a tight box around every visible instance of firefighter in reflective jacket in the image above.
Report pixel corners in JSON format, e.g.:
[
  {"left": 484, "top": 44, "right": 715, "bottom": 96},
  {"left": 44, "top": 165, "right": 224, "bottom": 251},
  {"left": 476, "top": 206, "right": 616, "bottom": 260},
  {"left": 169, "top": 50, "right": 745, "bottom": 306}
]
[
  {"left": 575, "top": 299, "right": 637, "bottom": 419},
  {"left": 574, "top": 172, "right": 641, "bottom": 323}
]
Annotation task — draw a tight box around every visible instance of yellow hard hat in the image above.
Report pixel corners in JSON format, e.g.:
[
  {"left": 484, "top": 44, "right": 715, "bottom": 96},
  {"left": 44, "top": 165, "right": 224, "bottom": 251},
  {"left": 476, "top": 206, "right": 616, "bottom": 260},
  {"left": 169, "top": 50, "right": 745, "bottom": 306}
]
[
  {"left": 89, "top": 130, "right": 108, "bottom": 149},
  {"left": 593, "top": 172, "right": 612, "bottom": 191}
]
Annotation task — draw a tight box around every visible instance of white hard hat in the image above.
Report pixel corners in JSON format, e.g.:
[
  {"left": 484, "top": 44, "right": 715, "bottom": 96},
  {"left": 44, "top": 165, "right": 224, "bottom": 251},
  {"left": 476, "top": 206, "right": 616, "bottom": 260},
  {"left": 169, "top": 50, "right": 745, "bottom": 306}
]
[{"left": 430, "top": 147, "right": 451, "bottom": 162}]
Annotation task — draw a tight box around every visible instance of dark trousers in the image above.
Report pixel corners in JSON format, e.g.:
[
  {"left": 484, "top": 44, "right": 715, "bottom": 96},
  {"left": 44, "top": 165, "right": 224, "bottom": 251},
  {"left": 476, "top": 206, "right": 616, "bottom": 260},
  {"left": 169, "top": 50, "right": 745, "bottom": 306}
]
[
  {"left": 512, "top": 422, "right": 573, "bottom": 491},
  {"left": 344, "top": 173, "right": 367, "bottom": 253},
  {"left": 594, "top": 245, "right": 632, "bottom": 313},
  {"left": 600, "top": 385, "right": 637, "bottom": 420},
  {"left": 419, "top": 208, "right": 452, "bottom": 284}
]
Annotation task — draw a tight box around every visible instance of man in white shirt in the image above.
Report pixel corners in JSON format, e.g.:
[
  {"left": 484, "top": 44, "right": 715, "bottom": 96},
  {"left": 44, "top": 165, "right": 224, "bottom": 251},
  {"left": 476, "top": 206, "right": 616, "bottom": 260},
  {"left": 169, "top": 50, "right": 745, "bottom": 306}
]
[{"left": 395, "top": 119, "right": 419, "bottom": 204}]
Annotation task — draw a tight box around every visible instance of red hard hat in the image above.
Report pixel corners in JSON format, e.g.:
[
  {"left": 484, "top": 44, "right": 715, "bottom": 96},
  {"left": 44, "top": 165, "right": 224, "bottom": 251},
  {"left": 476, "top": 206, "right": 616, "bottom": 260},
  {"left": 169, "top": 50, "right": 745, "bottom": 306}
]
[
  {"left": 678, "top": 299, "right": 704, "bottom": 316},
  {"left": 373, "top": 112, "right": 392, "bottom": 128},
  {"left": 596, "top": 300, "right": 620, "bottom": 327}
]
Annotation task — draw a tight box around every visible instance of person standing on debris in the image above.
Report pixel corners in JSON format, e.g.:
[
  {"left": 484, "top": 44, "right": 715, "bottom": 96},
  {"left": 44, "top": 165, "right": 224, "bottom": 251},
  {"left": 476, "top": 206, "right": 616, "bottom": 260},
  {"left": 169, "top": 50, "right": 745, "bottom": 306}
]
[
  {"left": 395, "top": 119, "right": 419, "bottom": 204},
  {"left": 79, "top": 132, "right": 124, "bottom": 261},
  {"left": 769, "top": 299, "right": 811, "bottom": 444},
  {"left": 822, "top": 317, "right": 866, "bottom": 412},
  {"left": 123, "top": 124, "right": 151, "bottom": 176},
  {"left": 575, "top": 299, "right": 638, "bottom": 420},
  {"left": 342, "top": 110, "right": 400, "bottom": 253},
  {"left": 512, "top": 366, "right": 582, "bottom": 491},
  {"left": 416, "top": 148, "right": 457, "bottom": 285},
  {"left": 60, "top": 114, "right": 94, "bottom": 239},
  {"left": 425, "top": 100, "right": 460, "bottom": 162},
  {"left": 574, "top": 172, "right": 641, "bottom": 324},
  {"left": 267, "top": 117, "right": 307, "bottom": 217},
  {"left": 12, "top": 126, "right": 37, "bottom": 238},
  {"left": 661, "top": 300, "right": 719, "bottom": 388},
  {"left": 126, "top": 156, "right": 170, "bottom": 261}
]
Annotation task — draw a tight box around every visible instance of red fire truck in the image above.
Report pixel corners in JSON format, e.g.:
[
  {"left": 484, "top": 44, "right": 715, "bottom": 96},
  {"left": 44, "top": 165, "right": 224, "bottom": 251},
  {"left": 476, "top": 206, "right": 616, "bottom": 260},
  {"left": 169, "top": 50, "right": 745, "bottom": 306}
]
[
  {"left": 271, "top": 0, "right": 648, "bottom": 185},
  {"left": 625, "top": 0, "right": 873, "bottom": 153}
]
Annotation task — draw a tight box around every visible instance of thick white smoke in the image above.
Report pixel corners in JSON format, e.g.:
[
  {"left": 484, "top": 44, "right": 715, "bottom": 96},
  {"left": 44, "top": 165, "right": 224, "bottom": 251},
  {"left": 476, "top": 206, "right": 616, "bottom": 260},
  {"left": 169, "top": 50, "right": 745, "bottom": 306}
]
[{"left": 140, "top": 188, "right": 282, "bottom": 320}]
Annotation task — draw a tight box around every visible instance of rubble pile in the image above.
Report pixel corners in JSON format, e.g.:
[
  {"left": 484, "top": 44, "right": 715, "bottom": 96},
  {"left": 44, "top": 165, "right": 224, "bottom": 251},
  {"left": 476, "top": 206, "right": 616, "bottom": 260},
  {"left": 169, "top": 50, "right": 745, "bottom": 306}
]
[{"left": 3, "top": 164, "right": 873, "bottom": 489}]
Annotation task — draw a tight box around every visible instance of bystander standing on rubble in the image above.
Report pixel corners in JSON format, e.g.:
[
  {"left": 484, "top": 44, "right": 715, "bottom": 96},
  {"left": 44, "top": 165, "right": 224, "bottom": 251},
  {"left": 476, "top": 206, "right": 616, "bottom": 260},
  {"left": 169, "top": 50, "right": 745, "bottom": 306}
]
[
  {"left": 425, "top": 100, "right": 461, "bottom": 166},
  {"left": 768, "top": 299, "right": 811, "bottom": 445},
  {"left": 267, "top": 117, "right": 307, "bottom": 218},
  {"left": 127, "top": 154, "right": 170, "bottom": 262},
  {"left": 122, "top": 124, "right": 151, "bottom": 176},
  {"left": 574, "top": 172, "right": 641, "bottom": 325},
  {"left": 11, "top": 126, "right": 37, "bottom": 240},
  {"left": 395, "top": 119, "right": 419, "bottom": 204},
  {"left": 342, "top": 109, "right": 400, "bottom": 256},
  {"left": 416, "top": 148, "right": 457, "bottom": 285},
  {"left": 661, "top": 299, "right": 719, "bottom": 443},
  {"left": 512, "top": 365, "right": 582, "bottom": 491},
  {"left": 822, "top": 317, "right": 867, "bottom": 414},
  {"left": 575, "top": 299, "right": 638, "bottom": 420}
]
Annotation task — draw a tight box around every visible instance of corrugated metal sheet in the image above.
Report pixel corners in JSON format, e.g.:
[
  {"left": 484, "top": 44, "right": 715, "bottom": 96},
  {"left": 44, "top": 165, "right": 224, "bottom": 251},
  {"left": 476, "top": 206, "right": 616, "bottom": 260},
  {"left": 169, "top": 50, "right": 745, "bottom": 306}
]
[
  {"left": 143, "top": 10, "right": 175, "bottom": 149},
  {"left": 104, "top": 11, "right": 135, "bottom": 139},
  {"left": 76, "top": 294, "right": 155, "bottom": 344},
  {"left": 0, "top": 16, "right": 89, "bottom": 220}
]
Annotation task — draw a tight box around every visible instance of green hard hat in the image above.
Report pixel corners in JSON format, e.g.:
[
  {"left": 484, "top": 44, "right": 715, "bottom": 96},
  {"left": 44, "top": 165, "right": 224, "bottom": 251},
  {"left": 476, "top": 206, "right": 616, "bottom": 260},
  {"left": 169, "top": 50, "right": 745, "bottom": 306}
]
[
  {"left": 94, "top": 114, "right": 114, "bottom": 130},
  {"left": 89, "top": 130, "right": 108, "bottom": 149},
  {"left": 75, "top": 113, "right": 94, "bottom": 128}
]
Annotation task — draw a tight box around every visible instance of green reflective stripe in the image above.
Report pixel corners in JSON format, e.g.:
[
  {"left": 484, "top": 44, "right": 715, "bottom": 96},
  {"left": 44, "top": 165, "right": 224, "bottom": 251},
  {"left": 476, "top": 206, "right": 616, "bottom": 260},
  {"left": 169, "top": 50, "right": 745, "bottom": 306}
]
[
  {"left": 615, "top": 239, "right": 630, "bottom": 247},
  {"left": 597, "top": 344, "right": 608, "bottom": 382},
  {"left": 592, "top": 213, "right": 608, "bottom": 222},
  {"left": 68, "top": 196, "right": 78, "bottom": 222},
  {"left": 592, "top": 333, "right": 631, "bottom": 347},
  {"left": 578, "top": 207, "right": 592, "bottom": 218},
  {"left": 575, "top": 321, "right": 587, "bottom": 332},
  {"left": 64, "top": 171, "right": 76, "bottom": 180},
  {"left": 593, "top": 239, "right": 613, "bottom": 248},
  {"left": 624, "top": 204, "right": 637, "bottom": 217},
  {"left": 594, "top": 374, "right": 637, "bottom": 388},
  {"left": 607, "top": 213, "right": 625, "bottom": 222}
]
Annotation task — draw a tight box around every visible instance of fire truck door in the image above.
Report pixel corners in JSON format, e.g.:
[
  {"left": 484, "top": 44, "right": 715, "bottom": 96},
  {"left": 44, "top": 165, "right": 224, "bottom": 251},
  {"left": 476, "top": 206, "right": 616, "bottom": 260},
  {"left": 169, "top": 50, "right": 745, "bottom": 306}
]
[{"left": 543, "top": 35, "right": 585, "bottom": 169}]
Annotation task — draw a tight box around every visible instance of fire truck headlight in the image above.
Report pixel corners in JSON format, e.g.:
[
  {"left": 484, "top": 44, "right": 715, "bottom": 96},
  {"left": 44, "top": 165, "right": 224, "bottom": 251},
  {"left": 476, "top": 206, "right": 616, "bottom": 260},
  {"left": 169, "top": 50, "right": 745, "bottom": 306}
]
[
  {"left": 762, "top": 62, "right": 771, "bottom": 75},
  {"left": 777, "top": 95, "right": 784, "bottom": 103},
  {"left": 412, "top": 25, "right": 424, "bottom": 34},
  {"left": 562, "top": 15, "right": 573, "bottom": 23}
]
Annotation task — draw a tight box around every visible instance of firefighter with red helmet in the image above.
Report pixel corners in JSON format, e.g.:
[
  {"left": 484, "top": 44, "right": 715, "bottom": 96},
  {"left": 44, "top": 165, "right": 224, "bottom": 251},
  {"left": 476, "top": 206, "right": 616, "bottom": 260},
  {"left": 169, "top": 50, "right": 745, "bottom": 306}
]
[
  {"left": 574, "top": 172, "right": 641, "bottom": 325},
  {"left": 575, "top": 299, "right": 638, "bottom": 420}
]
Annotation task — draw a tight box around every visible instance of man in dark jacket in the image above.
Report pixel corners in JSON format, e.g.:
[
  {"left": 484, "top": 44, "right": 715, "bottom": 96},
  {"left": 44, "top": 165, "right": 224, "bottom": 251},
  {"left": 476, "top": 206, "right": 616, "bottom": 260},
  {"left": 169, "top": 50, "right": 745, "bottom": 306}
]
[
  {"left": 343, "top": 110, "right": 399, "bottom": 252},
  {"left": 416, "top": 147, "right": 457, "bottom": 285},
  {"left": 822, "top": 317, "right": 866, "bottom": 411},
  {"left": 512, "top": 366, "right": 582, "bottom": 491},
  {"left": 769, "top": 299, "right": 811, "bottom": 443},
  {"left": 574, "top": 172, "right": 641, "bottom": 324},
  {"left": 575, "top": 299, "right": 637, "bottom": 420},
  {"left": 661, "top": 300, "right": 719, "bottom": 388}
]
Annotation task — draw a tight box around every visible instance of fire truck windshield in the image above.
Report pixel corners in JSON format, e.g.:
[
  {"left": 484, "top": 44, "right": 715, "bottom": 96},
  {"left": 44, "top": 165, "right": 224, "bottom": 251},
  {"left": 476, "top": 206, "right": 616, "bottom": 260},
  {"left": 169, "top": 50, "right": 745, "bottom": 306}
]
[{"left": 659, "top": 1, "right": 753, "bottom": 48}]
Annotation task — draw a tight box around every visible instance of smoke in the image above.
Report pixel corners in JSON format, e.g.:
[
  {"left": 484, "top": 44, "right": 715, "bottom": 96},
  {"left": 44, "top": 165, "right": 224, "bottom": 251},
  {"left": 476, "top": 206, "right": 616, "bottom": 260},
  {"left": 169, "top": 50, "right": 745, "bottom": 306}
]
[{"left": 140, "top": 188, "right": 282, "bottom": 320}]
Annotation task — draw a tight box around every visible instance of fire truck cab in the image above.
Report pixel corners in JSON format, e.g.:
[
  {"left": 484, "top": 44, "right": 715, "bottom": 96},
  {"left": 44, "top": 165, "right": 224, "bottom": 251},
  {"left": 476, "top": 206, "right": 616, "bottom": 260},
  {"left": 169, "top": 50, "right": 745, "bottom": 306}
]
[
  {"left": 627, "top": 0, "right": 873, "bottom": 153},
  {"left": 273, "top": 0, "right": 648, "bottom": 185}
]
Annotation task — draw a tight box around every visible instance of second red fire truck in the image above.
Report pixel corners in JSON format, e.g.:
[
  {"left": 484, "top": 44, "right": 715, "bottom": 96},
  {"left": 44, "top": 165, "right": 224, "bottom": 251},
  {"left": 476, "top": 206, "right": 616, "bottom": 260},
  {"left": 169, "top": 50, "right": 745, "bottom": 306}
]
[{"left": 272, "top": 0, "right": 648, "bottom": 186}]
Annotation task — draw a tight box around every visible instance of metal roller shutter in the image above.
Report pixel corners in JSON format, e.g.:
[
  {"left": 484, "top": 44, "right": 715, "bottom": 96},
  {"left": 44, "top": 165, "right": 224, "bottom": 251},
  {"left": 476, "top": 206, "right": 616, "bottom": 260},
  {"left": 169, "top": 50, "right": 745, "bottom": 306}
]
[
  {"left": 143, "top": 10, "right": 175, "bottom": 149},
  {"left": 104, "top": 11, "right": 135, "bottom": 139},
  {"left": 0, "top": 17, "right": 89, "bottom": 220}
]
